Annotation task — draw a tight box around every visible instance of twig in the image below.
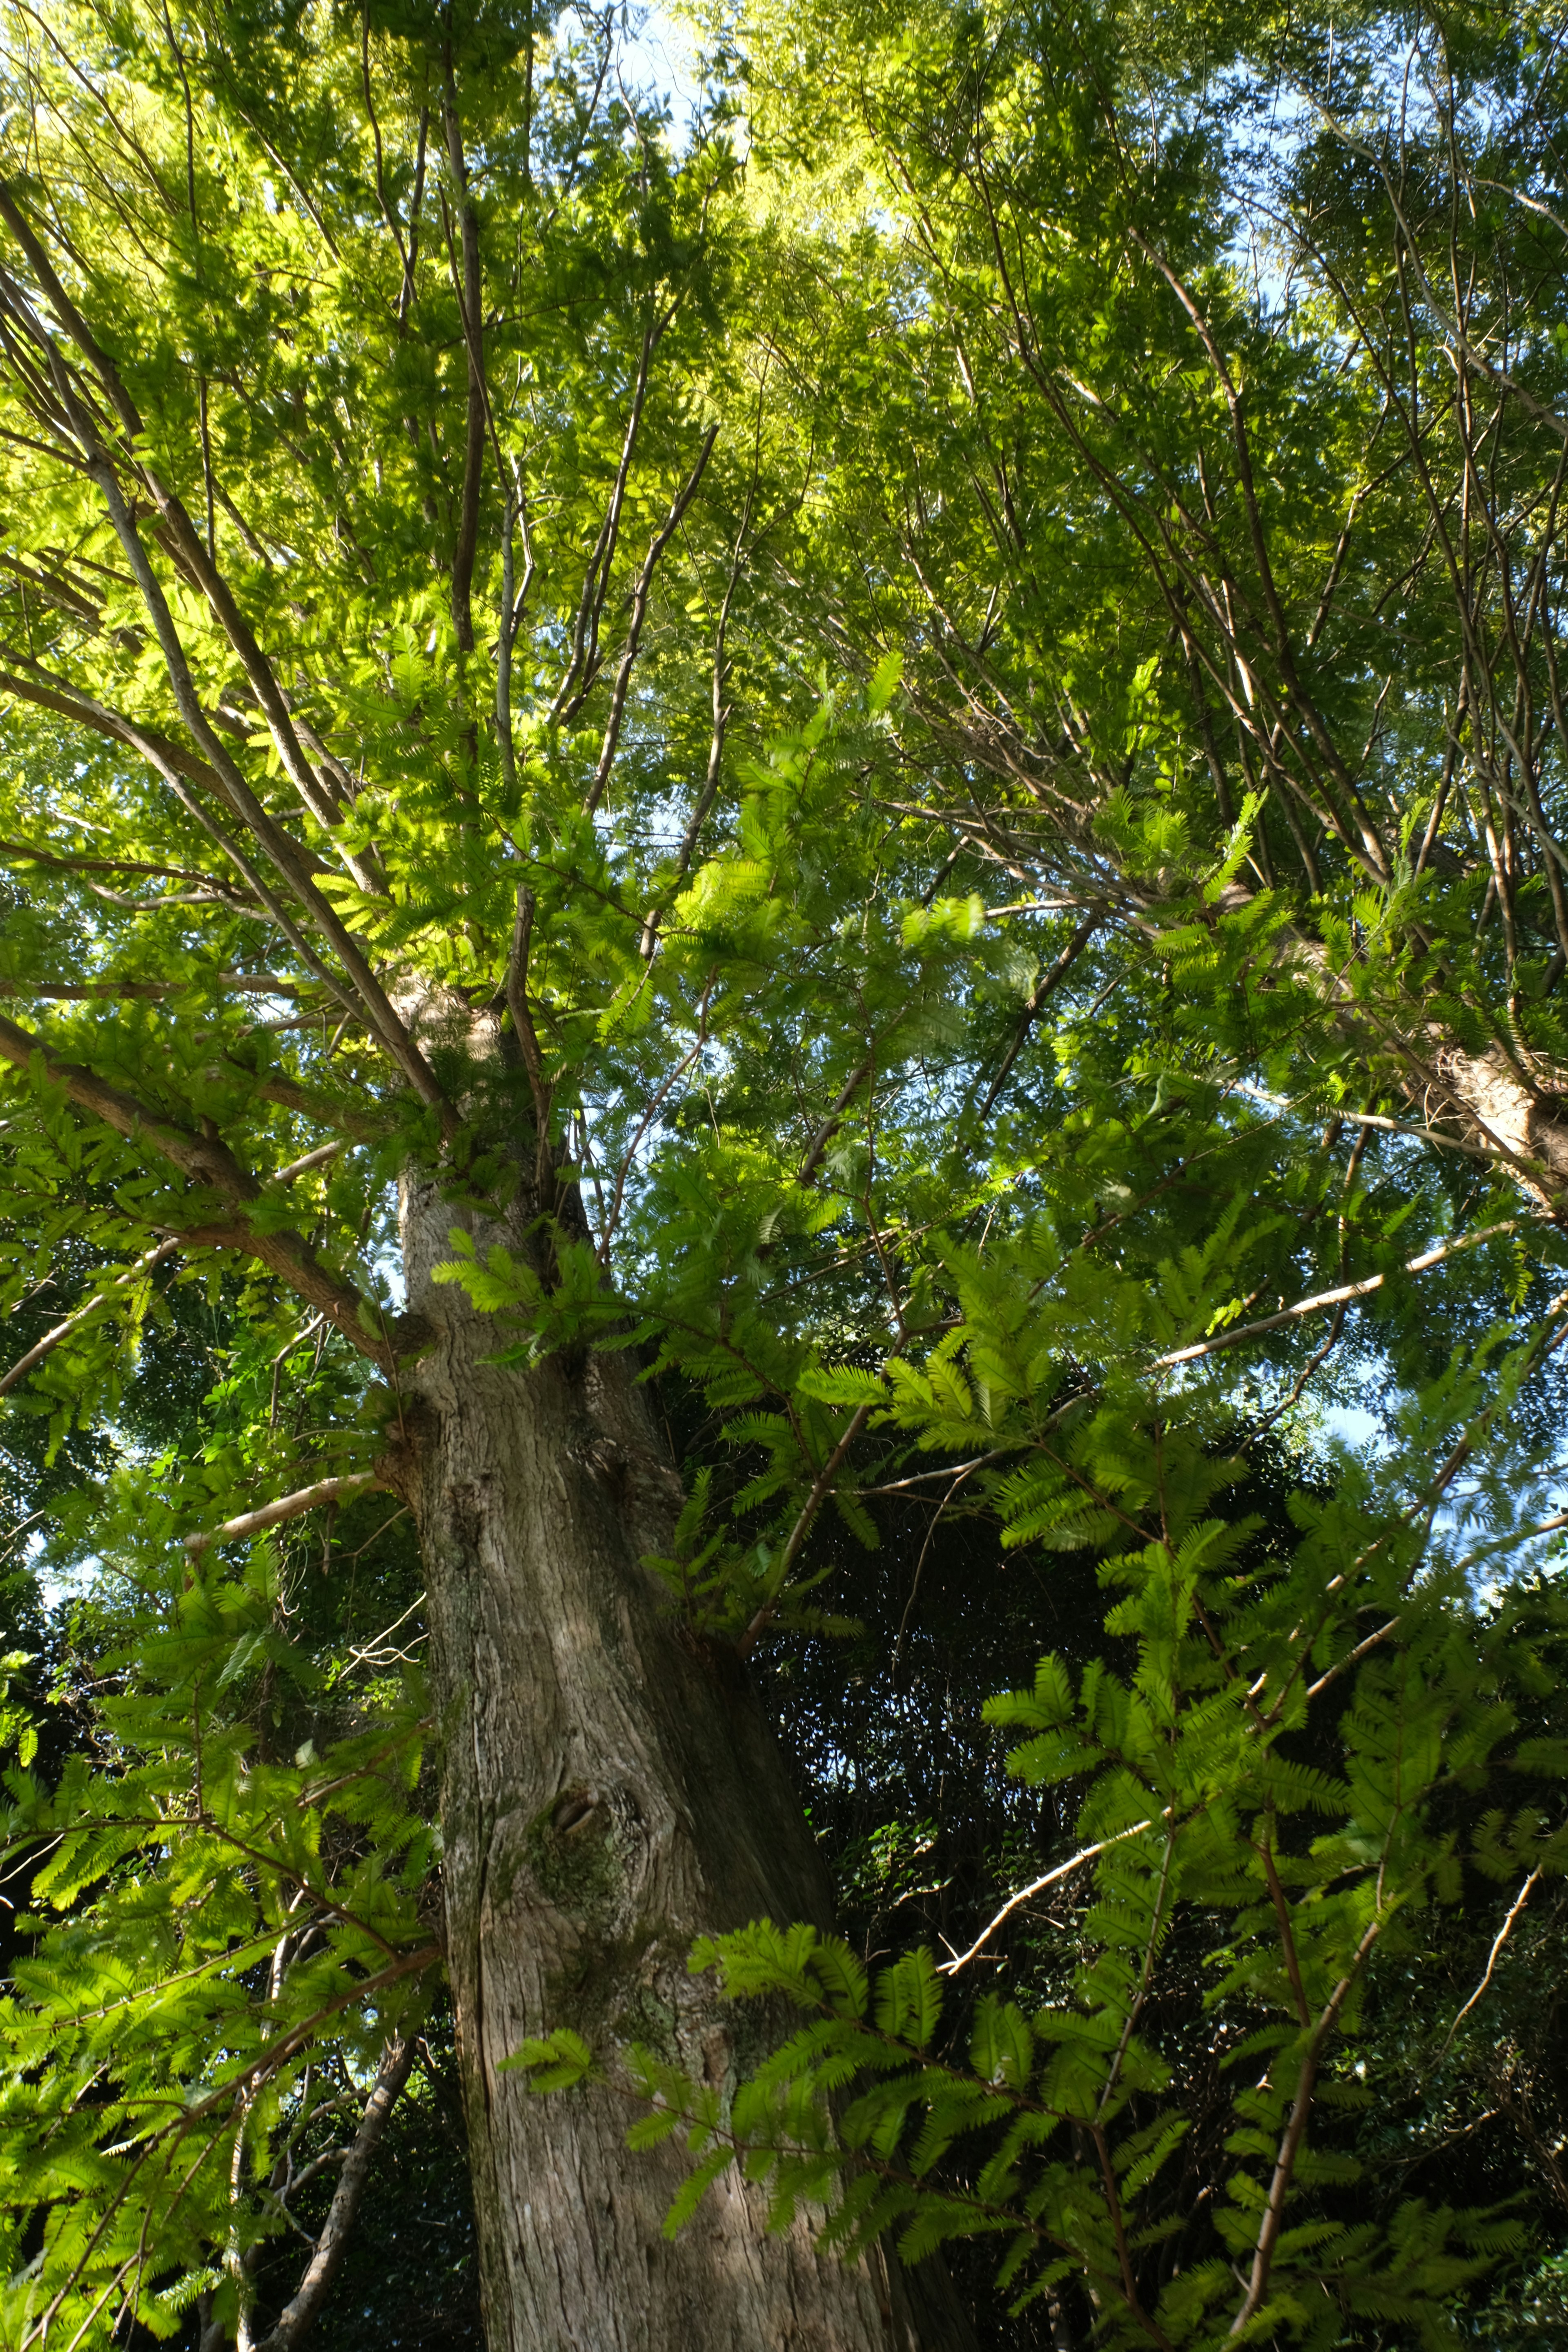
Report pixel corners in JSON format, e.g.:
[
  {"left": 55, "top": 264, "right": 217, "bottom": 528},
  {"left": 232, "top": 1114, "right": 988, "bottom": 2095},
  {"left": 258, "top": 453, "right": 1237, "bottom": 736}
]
[
  {"left": 939, "top": 1813, "right": 1172, "bottom": 1975},
  {"left": 856, "top": 1450, "right": 1011, "bottom": 1495},
  {"left": 889, "top": 1464, "right": 981, "bottom": 1681},
  {"left": 1441, "top": 1869, "right": 1541, "bottom": 2053}
]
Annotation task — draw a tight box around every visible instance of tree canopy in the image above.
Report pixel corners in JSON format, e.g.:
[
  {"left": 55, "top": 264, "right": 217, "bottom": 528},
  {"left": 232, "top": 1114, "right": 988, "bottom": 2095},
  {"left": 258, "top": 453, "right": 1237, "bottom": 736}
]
[{"left": 2, "top": 0, "right": 1568, "bottom": 2344}]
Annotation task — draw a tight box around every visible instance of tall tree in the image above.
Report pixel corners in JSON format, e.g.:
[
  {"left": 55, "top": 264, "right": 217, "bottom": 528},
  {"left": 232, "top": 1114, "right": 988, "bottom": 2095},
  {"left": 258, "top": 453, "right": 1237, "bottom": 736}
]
[
  {"left": 0, "top": 2, "right": 944, "bottom": 2342},
  {"left": 7, "top": 0, "right": 1568, "bottom": 2345}
]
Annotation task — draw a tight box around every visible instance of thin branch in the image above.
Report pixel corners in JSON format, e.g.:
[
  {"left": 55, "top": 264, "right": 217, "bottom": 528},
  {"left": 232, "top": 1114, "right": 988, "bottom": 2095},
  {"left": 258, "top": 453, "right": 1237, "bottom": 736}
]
[
  {"left": 504, "top": 882, "right": 551, "bottom": 1136},
  {"left": 1441, "top": 1870, "right": 1542, "bottom": 2053},
  {"left": 0, "top": 1239, "right": 179, "bottom": 1398},
  {"left": 973, "top": 911, "right": 1099, "bottom": 1120},
  {"left": 185, "top": 1472, "right": 386, "bottom": 1555},
  {"left": 939, "top": 1813, "right": 1171, "bottom": 1976},
  {"left": 584, "top": 423, "right": 719, "bottom": 813},
  {"left": 0, "top": 973, "right": 303, "bottom": 1000},
  {"left": 736, "top": 1404, "right": 875, "bottom": 1656},
  {"left": 1153, "top": 1219, "right": 1519, "bottom": 1369},
  {"left": 797, "top": 1054, "right": 877, "bottom": 1188},
  {"left": 552, "top": 312, "right": 664, "bottom": 725},
  {"left": 0, "top": 837, "right": 256, "bottom": 898},
  {"left": 269, "top": 1140, "right": 344, "bottom": 1186},
  {"left": 439, "top": 66, "right": 484, "bottom": 652},
  {"left": 249, "top": 2035, "right": 416, "bottom": 2352}
]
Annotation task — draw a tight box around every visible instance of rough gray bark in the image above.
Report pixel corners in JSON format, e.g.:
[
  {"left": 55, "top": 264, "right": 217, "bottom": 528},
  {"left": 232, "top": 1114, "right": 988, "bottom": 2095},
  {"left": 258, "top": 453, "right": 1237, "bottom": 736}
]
[{"left": 395, "top": 1132, "right": 948, "bottom": 2352}]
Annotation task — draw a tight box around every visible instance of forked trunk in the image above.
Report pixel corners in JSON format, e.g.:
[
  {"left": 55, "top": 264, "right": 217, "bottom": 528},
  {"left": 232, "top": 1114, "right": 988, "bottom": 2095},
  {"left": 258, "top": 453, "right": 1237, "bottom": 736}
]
[{"left": 395, "top": 1158, "right": 942, "bottom": 2350}]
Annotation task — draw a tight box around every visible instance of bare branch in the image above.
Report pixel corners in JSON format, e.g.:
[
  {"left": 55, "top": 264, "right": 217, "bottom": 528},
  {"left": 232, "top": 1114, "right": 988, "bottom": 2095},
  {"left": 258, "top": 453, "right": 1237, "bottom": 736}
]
[
  {"left": 1152, "top": 1219, "right": 1520, "bottom": 1370},
  {"left": 185, "top": 1471, "right": 385, "bottom": 1555},
  {"left": 939, "top": 1814, "right": 1169, "bottom": 1976},
  {"left": 250, "top": 2035, "right": 416, "bottom": 2352},
  {"left": 1442, "top": 1870, "right": 1542, "bottom": 2052}
]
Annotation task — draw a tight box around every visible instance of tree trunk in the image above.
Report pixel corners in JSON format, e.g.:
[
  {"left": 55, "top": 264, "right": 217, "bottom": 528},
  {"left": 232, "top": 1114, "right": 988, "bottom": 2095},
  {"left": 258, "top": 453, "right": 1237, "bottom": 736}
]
[{"left": 395, "top": 1160, "right": 936, "bottom": 2351}]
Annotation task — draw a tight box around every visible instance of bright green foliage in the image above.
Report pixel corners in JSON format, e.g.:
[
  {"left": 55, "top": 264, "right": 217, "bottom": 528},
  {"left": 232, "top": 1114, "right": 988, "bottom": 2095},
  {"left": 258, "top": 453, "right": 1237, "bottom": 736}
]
[
  {"left": 1, "top": 0, "right": 1568, "bottom": 2334},
  {"left": 0, "top": 1539, "right": 431, "bottom": 2346},
  {"left": 517, "top": 1439, "right": 1568, "bottom": 2341}
]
